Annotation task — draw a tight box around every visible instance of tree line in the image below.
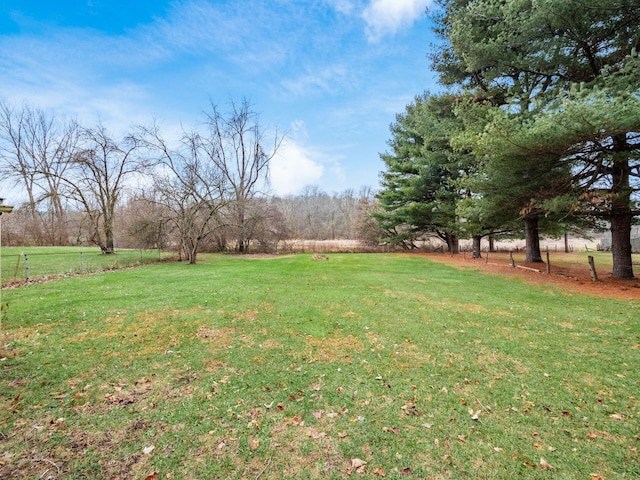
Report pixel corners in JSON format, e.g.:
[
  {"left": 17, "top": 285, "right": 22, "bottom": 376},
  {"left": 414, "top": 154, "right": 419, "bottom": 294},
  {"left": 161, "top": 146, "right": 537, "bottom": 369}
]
[
  {"left": 0, "top": 100, "right": 379, "bottom": 263},
  {"left": 374, "top": 0, "right": 640, "bottom": 278}
]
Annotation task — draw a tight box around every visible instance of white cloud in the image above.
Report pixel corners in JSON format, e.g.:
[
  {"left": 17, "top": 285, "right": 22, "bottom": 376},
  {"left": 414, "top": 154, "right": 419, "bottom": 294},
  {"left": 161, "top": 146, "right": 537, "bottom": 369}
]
[
  {"left": 363, "top": 0, "right": 430, "bottom": 41},
  {"left": 324, "top": 0, "right": 357, "bottom": 15},
  {"left": 280, "top": 64, "right": 352, "bottom": 98},
  {"left": 270, "top": 139, "right": 324, "bottom": 196}
]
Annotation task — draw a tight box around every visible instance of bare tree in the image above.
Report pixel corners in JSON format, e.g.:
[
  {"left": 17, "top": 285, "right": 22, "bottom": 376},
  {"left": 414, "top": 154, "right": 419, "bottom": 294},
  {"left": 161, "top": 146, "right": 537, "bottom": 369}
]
[
  {"left": 355, "top": 187, "right": 385, "bottom": 246},
  {"left": 59, "top": 124, "right": 145, "bottom": 253},
  {"left": 119, "top": 196, "right": 169, "bottom": 249},
  {"left": 0, "top": 102, "right": 78, "bottom": 244},
  {"left": 137, "top": 123, "right": 229, "bottom": 264},
  {"left": 201, "top": 99, "right": 283, "bottom": 252}
]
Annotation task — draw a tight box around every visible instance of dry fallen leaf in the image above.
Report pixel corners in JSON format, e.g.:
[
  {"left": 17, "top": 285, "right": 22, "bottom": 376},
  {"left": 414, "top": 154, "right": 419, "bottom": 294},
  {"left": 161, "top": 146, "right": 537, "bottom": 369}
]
[
  {"left": 609, "top": 413, "right": 625, "bottom": 420},
  {"left": 143, "top": 473, "right": 158, "bottom": 480},
  {"left": 373, "top": 466, "right": 386, "bottom": 477},
  {"left": 540, "top": 458, "right": 554, "bottom": 470},
  {"left": 142, "top": 445, "right": 155, "bottom": 455},
  {"left": 350, "top": 458, "right": 367, "bottom": 475},
  {"left": 307, "top": 429, "right": 327, "bottom": 440}
]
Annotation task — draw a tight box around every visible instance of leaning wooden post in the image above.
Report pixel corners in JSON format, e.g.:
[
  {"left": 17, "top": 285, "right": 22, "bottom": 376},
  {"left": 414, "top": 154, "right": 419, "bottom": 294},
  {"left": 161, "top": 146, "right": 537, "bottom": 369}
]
[
  {"left": 588, "top": 255, "right": 598, "bottom": 282},
  {"left": 546, "top": 248, "right": 550, "bottom": 275},
  {"left": 509, "top": 250, "right": 515, "bottom": 268}
]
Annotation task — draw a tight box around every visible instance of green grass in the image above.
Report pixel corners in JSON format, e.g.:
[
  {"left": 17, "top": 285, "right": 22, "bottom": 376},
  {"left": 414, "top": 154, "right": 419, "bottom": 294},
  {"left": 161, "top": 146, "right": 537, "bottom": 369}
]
[
  {"left": 1, "top": 246, "right": 171, "bottom": 285},
  {"left": 1, "top": 253, "right": 638, "bottom": 479}
]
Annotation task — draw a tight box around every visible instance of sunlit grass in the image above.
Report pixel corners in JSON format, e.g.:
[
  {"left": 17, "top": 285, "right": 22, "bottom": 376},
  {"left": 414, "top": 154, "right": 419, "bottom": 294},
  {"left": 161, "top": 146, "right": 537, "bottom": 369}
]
[{"left": 1, "top": 254, "right": 638, "bottom": 479}]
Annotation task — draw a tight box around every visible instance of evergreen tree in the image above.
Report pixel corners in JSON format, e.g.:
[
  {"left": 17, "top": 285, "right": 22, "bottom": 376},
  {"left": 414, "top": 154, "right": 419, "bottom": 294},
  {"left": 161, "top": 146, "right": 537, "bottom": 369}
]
[
  {"left": 432, "top": 0, "right": 640, "bottom": 277},
  {"left": 376, "top": 94, "right": 470, "bottom": 252}
]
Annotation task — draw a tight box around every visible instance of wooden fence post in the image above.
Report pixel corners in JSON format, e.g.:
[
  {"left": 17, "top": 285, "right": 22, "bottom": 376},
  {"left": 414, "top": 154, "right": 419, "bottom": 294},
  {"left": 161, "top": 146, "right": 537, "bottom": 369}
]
[
  {"left": 588, "top": 255, "right": 598, "bottom": 282},
  {"left": 546, "top": 249, "right": 550, "bottom": 275}
]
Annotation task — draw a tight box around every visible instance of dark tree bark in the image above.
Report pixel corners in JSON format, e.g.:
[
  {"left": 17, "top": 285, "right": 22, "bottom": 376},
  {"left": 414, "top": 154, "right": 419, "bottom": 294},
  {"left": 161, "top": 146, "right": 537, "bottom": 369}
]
[
  {"left": 488, "top": 234, "right": 495, "bottom": 253},
  {"left": 524, "top": 216, "right": 543, "bottom": 263},
  {"left": 472, "top": 235, "right": 482, "bottom": 258},
  {"left": 610, "top": 135, "right": 634, "bottom": 278},
  {"left": 446, "top": 232, "right": 459, "bottom": 254}
]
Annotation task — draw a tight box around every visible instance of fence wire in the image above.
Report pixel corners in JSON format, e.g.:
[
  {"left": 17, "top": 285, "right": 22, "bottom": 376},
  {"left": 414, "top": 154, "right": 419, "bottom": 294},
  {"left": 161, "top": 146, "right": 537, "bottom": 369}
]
[{"left": 1, "top": 249, "right": 171, "bottom": 286}]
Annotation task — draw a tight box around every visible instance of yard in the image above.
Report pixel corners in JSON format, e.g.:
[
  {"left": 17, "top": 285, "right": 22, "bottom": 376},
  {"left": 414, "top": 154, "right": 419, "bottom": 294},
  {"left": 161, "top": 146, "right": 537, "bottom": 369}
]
[{"left": 1, "top": 253, "right": 638, "bottom": 479}]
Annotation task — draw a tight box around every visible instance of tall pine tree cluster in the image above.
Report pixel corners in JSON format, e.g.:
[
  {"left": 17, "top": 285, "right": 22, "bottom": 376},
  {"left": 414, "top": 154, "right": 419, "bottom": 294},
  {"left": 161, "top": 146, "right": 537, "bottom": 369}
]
[{"left": 376, "top": 0, "right": 640, "bottom": 278}]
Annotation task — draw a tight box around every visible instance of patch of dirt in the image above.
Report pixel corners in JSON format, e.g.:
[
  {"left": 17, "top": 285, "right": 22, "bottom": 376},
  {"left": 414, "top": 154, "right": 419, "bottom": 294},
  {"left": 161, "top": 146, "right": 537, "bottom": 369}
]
[
  {"left": 303, "top": 334, "right": 365, "bottom": 363},
  {"left": 415, "top": 252, "right": 640, "bottom": 301}
]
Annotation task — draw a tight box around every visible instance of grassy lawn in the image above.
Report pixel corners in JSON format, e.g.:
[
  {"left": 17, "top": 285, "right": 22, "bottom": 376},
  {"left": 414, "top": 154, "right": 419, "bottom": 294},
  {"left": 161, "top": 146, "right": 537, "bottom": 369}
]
[{"left": 1, "top": 253, "right": 638, "bottom": 479}]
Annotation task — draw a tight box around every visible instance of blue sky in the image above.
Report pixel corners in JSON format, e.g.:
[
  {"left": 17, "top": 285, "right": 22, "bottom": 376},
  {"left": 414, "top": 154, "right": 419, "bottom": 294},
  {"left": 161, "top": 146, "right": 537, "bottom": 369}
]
[{"left": 0, "top": 0, "right": 440, "bottom": 196}]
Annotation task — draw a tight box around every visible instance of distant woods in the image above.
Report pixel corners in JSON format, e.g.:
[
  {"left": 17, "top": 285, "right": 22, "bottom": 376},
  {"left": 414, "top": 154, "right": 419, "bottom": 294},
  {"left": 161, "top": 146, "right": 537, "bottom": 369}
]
[{"left": 0, "top": 100, "right": 381, "bottom": 260}]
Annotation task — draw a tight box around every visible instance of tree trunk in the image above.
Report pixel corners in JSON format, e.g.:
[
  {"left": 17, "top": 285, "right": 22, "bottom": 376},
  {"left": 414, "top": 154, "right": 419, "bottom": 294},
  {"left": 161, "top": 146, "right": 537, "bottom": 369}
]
[
  {"left": 610, "top": 214, "right": 633, "bottom": 278},
  {"left": 488, "top": 234, "right": 495, "bottom": 253},
  {"left": 90, "top": 214, "right": 108, "bottom": 254},
  {"left": 524, "top": 216, "right": 543, "bottom": 263},
  {"left": 237, "top": 207, "right": 247, "bottom": 253},
  {"left": 183, "top": 237, "right": 198, "bottom": 264},
  {"left": 104, "top": 222, "right": 115, "bottom": 254},
  {"left": 446, "top": 232, "right": 459, "bottom": 254},
  {"left": 609, "top": 135, "right": 634, "bottom": 279},
  {"left": 472, "top": 235, "right": 482, "bottom": 258}
]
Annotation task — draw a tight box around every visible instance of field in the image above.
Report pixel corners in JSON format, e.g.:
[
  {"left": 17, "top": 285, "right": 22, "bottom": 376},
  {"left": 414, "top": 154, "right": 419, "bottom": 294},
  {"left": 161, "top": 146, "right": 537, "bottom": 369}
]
[
  {"left": 1, "top": 253, "right": 639, "bottom": 479},
  {"left": 0, "top": 247, "right": 171, "bottom": 286}
]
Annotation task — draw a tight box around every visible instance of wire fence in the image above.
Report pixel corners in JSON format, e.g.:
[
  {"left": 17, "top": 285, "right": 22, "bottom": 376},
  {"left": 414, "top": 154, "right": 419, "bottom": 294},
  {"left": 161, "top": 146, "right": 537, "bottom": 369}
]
[
  {"left": 1, "top": 243, "right": 633, "bottom": 288},
  {"left": 0, "top": 249, "right": 173, "bottom": 287},
  {"left": 453, "top": 248, "right": 630, "bottom": 282}
]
